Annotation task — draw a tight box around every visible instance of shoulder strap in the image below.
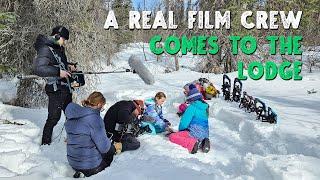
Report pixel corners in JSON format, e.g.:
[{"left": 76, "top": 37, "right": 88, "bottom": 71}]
[
  {"left": 48, "top": 46, "right": 66, "bottom": 70},
  {"left": 48, "top": 46, "right": 73, "bottom": 93}
]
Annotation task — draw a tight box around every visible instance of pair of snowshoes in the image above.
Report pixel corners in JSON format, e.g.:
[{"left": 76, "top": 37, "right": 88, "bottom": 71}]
[
  {"left": 191, "top": 138, "right": 210, "bottom": 154},
  {"left": 222, "top": 75, "right": 243, "bottom": 102}
]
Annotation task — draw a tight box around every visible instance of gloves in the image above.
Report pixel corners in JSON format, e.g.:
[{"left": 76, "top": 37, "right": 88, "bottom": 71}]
[
  {"left": 114, "top": 142, "right": 122, "bottom": 154},
  {"left": 164, "top": 119, "right": 171, "bottom": 126}
]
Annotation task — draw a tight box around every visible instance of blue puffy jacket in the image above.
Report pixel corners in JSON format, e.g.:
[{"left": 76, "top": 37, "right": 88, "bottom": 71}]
[
  {"left": 65, "top": 103, "right": 111, "bottom": 170},
  {"left": 178, "top": 100, "right": 209, "bottom": 140},
  {"left": 143, "top": 98, "right": 166, "bottom": 133}
]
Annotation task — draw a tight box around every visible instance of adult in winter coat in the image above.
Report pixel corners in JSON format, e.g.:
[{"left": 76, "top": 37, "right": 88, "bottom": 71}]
[
  {"left": 65, "top": 92, "right": 116, "bottom": 177},
  {"left": 142, "top": 92, "right": 171, "bottom": 133},
  {"left": 103, "top": 100, "right": 144, "bottom": 153},
  {"left": 169, "top": 84, "right": 210, "bottom": 154},
  {"left": 33, "top": 26, "right": 77, "bottom": 145}
]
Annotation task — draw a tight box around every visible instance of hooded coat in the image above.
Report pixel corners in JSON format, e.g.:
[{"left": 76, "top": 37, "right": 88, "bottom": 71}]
[
  {"left": 178, "top": 100, "right": 209, "bottom": 140},
  {"left": 143, "top": 98, "right": 166, "bottom": 133},
  {"left": 65, "top": 103, "right": 111, "bottom": 170},
  {"left": 103, "top": 101, "right": 137, "bottom": 142},
  {"left": 33, "top": 34, "right": 70, "bottom": 91},
  {"left": 33, "top": 34, "right": 69, "bottom": 76}
]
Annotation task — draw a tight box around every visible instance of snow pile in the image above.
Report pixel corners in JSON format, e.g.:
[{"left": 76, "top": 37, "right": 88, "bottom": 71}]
[
  {"left": 0, "top": 79, "right": 17, "bottom": 104},
  {"left": 0, "top": 44, "right": 319, "bottom": 179}
]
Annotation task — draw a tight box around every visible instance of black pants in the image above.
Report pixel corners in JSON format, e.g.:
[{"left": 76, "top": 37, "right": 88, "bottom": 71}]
[
  {"left": 121, "top": 133, "right": 140, "bottom": 152},
  {"left": 42, "top": 87, "right": 72, "bottom": 145},
  {"left": 77, "top": 145, "right": 116, "bottom": 177}
]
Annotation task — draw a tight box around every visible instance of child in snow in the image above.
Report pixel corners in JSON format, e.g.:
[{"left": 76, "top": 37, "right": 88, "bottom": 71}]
[
  {"left": 142, "top": 92, "right": 171, "bottom": 133},
  {"left": 177, "top": 83, "right": 192, "bottom": 116},
  {"left": 65, "top": 92, "right": 118, "bottom": 177},
  {"left": 177, "top": 82, "right": 205, "bottom": 116},
  {"left": 169, "top": 84, "right": 210, "bottom": 154}
]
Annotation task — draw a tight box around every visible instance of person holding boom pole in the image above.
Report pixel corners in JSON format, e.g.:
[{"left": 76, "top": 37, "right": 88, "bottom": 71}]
[{"left": 33, "top": 25, "right": 77, "bottom": 145}]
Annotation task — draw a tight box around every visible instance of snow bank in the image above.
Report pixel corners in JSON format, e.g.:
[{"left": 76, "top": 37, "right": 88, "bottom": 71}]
[
  {"left": 0, "top": 44, "right": 319, "bottom": 179},
  {"left": 0, "top": 79, "right": 17, "bottom": 104}
]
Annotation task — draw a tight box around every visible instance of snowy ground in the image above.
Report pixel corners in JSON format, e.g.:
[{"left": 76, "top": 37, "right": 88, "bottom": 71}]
[{"left": 0, "top": 44, "right": 320, "bottom": 179}]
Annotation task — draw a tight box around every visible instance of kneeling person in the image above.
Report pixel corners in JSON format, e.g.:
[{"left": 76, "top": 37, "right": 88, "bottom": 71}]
[
  {"left": 65, "top": 92, "right": 115, "bottom": 177},
  {"left": 104, "top": 100, "right": 144, "bottom": 153},
  {"left": 169, "top": 84, "right": 211, "bottom": 154}
]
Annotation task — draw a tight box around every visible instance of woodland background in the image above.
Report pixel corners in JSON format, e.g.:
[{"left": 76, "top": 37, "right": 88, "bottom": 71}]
[{"left": 0, "top": 0, "right": 319, "bottom": 107}]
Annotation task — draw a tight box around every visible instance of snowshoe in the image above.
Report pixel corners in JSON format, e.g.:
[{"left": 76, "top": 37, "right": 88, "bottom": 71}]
[
  {"left": 247, "top": 96, "right": 256, "bottom": 113},
  {"left": 222, "top": 74, "right": 232, "bottom": 101},
  {"left": 232, "top": 78, "right": 242, "bottom": 102},
  {"left": 239, "top": 91, "right": 248, "bottom": 109},
  {"left": 265, "top": 107, "right": 278, "bottom": 124},
  {"left": 191, "top": 141, "right": 200, "bottom": 154},
  {"left": 239, "top": 92, "right": 255, "bottom": 113},
  {"left": 254, "top": 98, "right": 267, "bottom": 121},
  {"left": 199, "top": 78, "right": 210, "bottom": 86},
  {"left": 201, "top": 138, "right": 210, "bottom": 153}
]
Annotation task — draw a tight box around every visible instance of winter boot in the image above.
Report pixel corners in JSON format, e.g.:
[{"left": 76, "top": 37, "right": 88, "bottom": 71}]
[
  {"left": 190, "top": 141, "right": 200, "bottom": 154},
  {"left": 73, "top": 171, "right": 85, "bottom": 178},
  {"left": 201, "top": 138, "right": 210, "bottom": 153}
]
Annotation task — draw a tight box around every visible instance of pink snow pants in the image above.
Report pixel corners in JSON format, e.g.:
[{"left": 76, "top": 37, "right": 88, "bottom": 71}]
[{"left": 169, "top": 131, "right": 197, "bottom": 152}]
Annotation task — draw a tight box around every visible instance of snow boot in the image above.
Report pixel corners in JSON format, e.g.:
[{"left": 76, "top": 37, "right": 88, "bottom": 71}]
[
  {"left": 201, "top": 138, "right": 210, "bottom": 153},
  {"left": 190, "top": 141, "right": 200, "bottom": 154},
  {"left": 73, "top": 171, "right": 85, "bottom": 178}
]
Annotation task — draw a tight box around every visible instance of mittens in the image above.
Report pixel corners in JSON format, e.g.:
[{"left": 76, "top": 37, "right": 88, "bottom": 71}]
[{"left": 114, "top": 142, "right": 122, "bottom": 154}]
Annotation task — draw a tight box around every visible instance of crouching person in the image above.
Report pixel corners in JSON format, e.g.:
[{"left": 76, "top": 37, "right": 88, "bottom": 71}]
[
  {"left": 65, "top": 92, "right": 116, "bottom": 177},
  {"left": 104, "top": 100, "right": 144, "bottom": 153},
  {"left": 142, "top": 92, "right": 171, "bottom": 134},
  {"left": 169, "top": 84, "right": 210, "bottom": 154}
]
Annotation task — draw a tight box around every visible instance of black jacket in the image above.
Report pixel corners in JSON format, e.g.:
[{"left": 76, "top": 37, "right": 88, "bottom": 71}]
[
  {"left": 104, "top": 101, "right": 137, "bottom": 142},
  {"left": 33, "top": 34, "right": 70, "bottom": 91}
]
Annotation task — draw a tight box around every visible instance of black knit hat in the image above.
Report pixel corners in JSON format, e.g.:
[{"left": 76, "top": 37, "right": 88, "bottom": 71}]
[{"left": 51, "top": 26, "right": 69, "bottom": 40}]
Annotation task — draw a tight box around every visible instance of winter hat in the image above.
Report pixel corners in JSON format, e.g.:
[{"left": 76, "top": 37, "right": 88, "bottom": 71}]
[
  {"left": 183, "top": 83, "right": 192, "bottom": 91},
  {"left": 133, "top": 100, "right": 145, "bottom": 115},
  {"left": 186, "top": 84, "right": 203, "bottom": 102},
  {"left": 51, "top": 26, "right": 69, "bottom": 40}
]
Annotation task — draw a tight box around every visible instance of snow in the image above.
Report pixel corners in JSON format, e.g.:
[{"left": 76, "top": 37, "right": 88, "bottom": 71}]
[
  {"left": 0, "top": 44, "right": 320, "bottom": 179},
  {"left": 0, "top": 78, "right": 17, "bottom": 104}
]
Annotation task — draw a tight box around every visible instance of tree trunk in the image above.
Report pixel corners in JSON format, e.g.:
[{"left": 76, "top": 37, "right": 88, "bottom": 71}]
[{"left": 174, "top": 55, "right": 179, "bottom": 71}]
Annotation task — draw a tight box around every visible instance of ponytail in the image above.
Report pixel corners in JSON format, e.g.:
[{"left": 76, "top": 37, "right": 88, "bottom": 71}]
[{"left": 82, "top": 91, "right": 106, "bottom": 107}]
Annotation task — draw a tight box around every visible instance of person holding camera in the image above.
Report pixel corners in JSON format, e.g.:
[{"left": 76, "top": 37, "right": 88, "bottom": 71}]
[
  {"left": 103, "top": 100, "right": 144, "bottom": 153},
  {"left": 33, "top": 26, "right": 77, "bottom": 145}
]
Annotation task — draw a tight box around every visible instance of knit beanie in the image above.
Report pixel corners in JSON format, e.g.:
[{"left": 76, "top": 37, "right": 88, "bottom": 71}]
[
  {"left": 51, "top": 26, "right": 69, "bottom": 40},
  {"left": 186, "top": 84, "right": 203, "bottom": 102}
]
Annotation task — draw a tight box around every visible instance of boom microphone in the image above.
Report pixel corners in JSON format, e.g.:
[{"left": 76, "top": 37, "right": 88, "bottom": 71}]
[
  {"left": 17, "top": 56, "right": 155, "bottom": 85},
  {"left": 128, "top": 55, "right": 155, "bottom": 85}
]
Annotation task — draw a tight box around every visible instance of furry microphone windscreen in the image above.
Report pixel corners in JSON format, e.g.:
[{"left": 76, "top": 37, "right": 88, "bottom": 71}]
[{"left": 128, "top": 55, "right": 155, "bottom": 85}]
